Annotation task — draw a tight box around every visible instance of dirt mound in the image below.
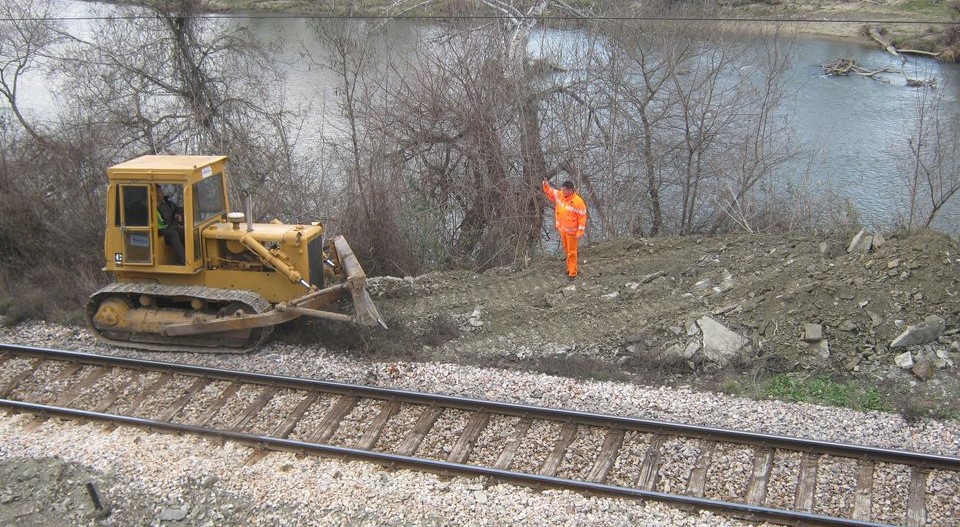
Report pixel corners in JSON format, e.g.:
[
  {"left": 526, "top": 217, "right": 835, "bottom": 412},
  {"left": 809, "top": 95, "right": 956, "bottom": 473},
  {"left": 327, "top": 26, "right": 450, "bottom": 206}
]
[{"left": 320, "top": 229, "right": 960, "bottom": 412}]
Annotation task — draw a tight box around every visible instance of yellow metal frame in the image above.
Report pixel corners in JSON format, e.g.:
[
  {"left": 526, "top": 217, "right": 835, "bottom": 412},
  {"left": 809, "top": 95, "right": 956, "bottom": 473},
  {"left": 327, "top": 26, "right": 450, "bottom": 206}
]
[{"left": 104, "top": 155, "right": 228, "bottom": 279}]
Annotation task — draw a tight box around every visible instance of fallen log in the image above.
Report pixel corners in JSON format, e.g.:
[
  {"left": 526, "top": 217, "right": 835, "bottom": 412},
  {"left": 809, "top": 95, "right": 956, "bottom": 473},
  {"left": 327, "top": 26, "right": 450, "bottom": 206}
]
[
  {"left": 822, "top": 58, "right": 859, "bottom": 75},
  {"left": 867, "top": 26, "right": 901, "bottom": 58},
  {"left": 898, "top": 48, "right": 942, "bottom": 58},
  {"left": 853, "top": 67, "right": 897, "bottom": 78}
]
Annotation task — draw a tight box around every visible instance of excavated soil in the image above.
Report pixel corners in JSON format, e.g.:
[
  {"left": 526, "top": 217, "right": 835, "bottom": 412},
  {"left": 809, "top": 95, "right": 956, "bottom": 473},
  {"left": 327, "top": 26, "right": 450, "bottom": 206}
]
[{"left": 303, "top": 228, "right": 960, "bottom": 417}]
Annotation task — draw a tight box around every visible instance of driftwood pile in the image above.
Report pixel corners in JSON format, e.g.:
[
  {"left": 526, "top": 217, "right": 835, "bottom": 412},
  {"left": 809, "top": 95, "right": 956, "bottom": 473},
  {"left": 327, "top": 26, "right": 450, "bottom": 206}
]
[
  {"left": 821, "top": 58, "right": 896, "bottom": 78},
  {"left": 821, "top": 58, "right": 937, "bottom": 87}
]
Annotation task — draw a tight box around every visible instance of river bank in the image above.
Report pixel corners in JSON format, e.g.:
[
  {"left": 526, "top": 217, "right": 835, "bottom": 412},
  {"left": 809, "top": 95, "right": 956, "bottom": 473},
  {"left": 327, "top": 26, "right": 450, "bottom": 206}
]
[{"left": 198, "top": 0, "right": 958, "bottom": 55}]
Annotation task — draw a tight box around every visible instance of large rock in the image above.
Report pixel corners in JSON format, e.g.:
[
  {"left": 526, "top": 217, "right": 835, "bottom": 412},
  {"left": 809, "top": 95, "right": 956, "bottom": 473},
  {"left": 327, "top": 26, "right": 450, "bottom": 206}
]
[
  {"left": 697, "top": 316, "right": 748, "bottom": 366},
  {"left": 160, "top": 507, "right": 189, "bottom": 521},
  {"left": 912, "top": 359, "right": 935, "bottom": 381},
  {"left": 847, "top": 228, "right": 875, "bottom": 254},
  {"left": 895, "top": 351, "right": 914, "bottom": 369},
  {"left": 890, "top": 315, "right": 946, "bottom": 348},
  {"left": 873, "top": 232, "right": 885, "bottom": 249},
  {"left": 807, "top": 340, "right": 830, "bottom": 359},
  {"left": 802, "top": 323, "right": 822, "bottom": 343}
]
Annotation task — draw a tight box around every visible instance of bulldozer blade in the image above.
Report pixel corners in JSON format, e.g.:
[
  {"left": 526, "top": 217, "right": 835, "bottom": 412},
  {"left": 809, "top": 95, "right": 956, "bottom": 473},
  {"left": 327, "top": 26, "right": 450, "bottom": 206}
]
[
  {"left": 353, "top": 287, "right": 388, "bottom": 328},
  {"left": 332, "top": 235, "right": 388, "bottom": 328}
]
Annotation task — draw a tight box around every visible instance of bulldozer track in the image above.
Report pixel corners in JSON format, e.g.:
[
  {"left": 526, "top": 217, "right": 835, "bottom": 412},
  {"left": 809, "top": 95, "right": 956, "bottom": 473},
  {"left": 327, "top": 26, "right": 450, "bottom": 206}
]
[
  {"left": 1, "top": 343, "right": 958, "bottom": 527},
  {"left": 85, "top": 283, "right": 273, "bottom": 353}
]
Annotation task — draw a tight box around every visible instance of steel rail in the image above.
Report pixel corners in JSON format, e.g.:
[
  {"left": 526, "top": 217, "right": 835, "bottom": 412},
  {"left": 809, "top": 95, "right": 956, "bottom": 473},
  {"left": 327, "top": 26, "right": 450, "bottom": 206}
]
[
  {"left": 3, "top": 343, "right": 958, "bottom": 471},
  {"left": 0, "top": 398, "right": 894, "bottom": 527}
]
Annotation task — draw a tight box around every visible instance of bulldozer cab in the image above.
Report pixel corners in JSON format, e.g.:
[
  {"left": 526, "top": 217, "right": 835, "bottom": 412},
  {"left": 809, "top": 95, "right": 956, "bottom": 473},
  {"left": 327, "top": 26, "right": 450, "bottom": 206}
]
[{"left": 103, "top": 155, "right": 228, "bottom": 273}]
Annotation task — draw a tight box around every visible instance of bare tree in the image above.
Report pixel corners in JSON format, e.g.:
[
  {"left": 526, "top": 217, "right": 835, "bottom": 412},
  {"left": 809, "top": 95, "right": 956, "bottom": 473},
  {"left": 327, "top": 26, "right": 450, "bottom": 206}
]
[
  {"left": 709, "top": 28, "right": 802, "bottom": 234},
  {"left": 52, "top": 0, "right": 313, "bottom": 216},
  {"left": 602, "top": 16, "right": 696, "bottom": 237},
  {"left": 312, "top": 21, "right": 375, "bottom": 220},
  {"left": 306, "top": 19, "right": 422, "bottom": 276},
  {"left": 899, "top": 81, "right": 960, "bottom": 230},
  {"left": 368, "top": 0, "right": 595, "bottom": 268},
  {"left": 597, "top": 8, "right": 801, "bottom": 237},
  {"left": 376, "top": 27, "right": 522, "bottom": 265},
  {"left": 0, "top": 0, "right": 62, "bottom": 143}
]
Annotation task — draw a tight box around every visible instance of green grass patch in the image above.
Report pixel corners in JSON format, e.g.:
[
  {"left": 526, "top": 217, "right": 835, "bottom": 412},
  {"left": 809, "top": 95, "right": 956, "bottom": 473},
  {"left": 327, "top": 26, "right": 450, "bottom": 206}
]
[
  {"left": 761, "top": 374, "right": 889, "bottom": 412},
  {"left": 899, "top": 0, "right": 958, "bottom": 17}
]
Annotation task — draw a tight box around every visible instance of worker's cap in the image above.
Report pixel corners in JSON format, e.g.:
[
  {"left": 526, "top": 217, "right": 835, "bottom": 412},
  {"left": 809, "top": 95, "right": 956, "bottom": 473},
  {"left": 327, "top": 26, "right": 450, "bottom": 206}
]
[{"left": 561, "top": 180, "right": 575, "bottom": 190}]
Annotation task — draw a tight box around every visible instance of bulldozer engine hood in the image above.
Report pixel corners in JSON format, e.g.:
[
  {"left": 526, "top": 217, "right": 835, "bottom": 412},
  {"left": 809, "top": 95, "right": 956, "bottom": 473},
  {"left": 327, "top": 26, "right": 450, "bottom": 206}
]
[{"left": 203, "top": 221, "right": 324, "bottom": 245}]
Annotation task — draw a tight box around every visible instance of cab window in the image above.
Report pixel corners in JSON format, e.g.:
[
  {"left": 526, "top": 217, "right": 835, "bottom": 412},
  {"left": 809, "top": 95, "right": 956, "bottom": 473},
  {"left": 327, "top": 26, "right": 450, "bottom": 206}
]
[
  {"left": 117, "top": 184, "right": 152, "bottom": 264},
  {"left": 121, "top": 185, "right": 149, "bottom": 226},
  {"left": 193, "top": 173, "right": 225, "bottom": 225}
]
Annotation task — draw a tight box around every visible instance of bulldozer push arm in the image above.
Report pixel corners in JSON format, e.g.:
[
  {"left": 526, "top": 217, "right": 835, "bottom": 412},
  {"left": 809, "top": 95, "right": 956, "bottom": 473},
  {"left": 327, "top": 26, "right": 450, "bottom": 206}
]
[
  {"left": 162, "top": 236, "right": 386, "bottom": 337},
  {"left": 238, "top": 232, "right": 310, "bottom": 289}
]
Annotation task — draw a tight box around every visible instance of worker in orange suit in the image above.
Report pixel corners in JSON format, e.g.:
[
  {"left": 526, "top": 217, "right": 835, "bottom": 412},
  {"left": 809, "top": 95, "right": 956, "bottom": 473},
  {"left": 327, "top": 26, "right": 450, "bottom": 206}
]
[{"left": 543, "top": 178, "right": 587, "bottom": 280}]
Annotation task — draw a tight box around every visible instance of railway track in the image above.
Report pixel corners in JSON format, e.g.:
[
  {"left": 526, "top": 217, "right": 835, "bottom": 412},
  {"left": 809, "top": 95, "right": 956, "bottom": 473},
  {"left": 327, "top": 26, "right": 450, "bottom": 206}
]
[{"left": 1, "top": 343, "right": 957, "bottom": 527}]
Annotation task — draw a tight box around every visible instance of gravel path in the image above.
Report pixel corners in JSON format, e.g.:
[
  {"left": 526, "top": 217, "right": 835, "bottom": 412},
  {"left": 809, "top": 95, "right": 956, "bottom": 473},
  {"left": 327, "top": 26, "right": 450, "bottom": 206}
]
[{"left": 1, "top": 322, "right": 958, "bottom": 526}]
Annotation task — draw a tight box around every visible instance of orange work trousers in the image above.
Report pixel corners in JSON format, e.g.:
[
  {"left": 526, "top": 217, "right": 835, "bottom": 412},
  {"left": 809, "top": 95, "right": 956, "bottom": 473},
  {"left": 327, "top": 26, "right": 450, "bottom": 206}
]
[{"left": 561, "top": 233, "right": 580, "bottom": 278}]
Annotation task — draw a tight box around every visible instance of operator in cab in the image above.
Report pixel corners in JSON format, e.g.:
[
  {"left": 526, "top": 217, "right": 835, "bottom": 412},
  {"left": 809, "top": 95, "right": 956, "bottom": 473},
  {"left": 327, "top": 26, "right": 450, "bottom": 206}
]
[{"left": 156, "top": 184, "right": 185, "bottom": 265}]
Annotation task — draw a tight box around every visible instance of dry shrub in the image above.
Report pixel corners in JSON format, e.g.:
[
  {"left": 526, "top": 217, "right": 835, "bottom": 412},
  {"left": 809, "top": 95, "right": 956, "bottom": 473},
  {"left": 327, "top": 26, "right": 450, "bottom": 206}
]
[
  {"left": 333, "top": 179, "right": 424, "bottom": 278},
  {"left": 940, "top": 24, "right": 960, "bottom": 63},
  {"left": 716, "top": 177, "right": 861, "bottom": 235},
  {"left": 0, "top": 263, "right": 101, "bottom": 326}
]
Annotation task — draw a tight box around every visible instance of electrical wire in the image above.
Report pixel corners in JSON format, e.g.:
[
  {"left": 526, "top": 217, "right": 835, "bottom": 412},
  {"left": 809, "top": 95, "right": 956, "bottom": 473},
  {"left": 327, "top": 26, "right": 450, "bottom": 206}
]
[{"left": 1, "top": 13, "right": 958, "bottom": 25}]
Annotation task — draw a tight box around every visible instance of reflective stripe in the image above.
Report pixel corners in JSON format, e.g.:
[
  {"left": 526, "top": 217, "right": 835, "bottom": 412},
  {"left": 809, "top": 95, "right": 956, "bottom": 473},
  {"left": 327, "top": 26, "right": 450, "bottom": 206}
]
[{"left": 543, "top": 181, "right": 587, "bottom": 236}]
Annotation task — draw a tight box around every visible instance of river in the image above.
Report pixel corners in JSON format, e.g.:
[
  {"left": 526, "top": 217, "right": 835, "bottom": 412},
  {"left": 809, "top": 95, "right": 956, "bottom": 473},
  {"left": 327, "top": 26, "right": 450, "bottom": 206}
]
[{"left": 11, "top": 1, "right": 960, "bottom": 235}]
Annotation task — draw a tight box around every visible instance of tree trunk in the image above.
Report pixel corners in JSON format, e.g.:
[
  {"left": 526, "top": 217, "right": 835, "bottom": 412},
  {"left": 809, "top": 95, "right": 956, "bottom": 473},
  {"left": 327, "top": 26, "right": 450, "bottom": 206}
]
[{"left": 519, "top": 91, "right": 547, "bottom": 250}]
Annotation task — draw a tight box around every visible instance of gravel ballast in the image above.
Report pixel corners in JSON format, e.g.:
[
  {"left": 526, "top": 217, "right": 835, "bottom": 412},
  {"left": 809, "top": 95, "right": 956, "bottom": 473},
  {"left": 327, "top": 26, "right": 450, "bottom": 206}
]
[{"left": 1, "top": 322, "right": 958, "bottom": 526}]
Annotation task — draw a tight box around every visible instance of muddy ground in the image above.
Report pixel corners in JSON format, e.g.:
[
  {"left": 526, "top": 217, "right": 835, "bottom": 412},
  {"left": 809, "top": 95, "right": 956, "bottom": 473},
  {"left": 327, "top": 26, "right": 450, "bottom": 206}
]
[{"left": 300, "top": 228, "right": 960, "bottom": 418}]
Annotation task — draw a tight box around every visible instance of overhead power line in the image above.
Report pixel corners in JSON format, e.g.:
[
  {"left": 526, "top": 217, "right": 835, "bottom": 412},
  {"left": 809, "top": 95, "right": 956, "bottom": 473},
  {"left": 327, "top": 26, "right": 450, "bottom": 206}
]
[{"left": 1, "top": 13, "right": 958, "bottom": 25}]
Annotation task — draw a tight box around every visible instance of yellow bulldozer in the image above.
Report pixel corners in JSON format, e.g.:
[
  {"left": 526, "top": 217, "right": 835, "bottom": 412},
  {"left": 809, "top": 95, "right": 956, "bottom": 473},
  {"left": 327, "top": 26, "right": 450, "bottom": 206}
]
[{"left": 85, "top": 154, "right": 385, "bottom": 353}]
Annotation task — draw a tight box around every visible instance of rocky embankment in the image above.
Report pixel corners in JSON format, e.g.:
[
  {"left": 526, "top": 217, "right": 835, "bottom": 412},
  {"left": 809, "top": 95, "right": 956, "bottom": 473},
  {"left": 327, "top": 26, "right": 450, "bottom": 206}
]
[{"left": 359, "top": 229, "right": 960, "bottom": 406}]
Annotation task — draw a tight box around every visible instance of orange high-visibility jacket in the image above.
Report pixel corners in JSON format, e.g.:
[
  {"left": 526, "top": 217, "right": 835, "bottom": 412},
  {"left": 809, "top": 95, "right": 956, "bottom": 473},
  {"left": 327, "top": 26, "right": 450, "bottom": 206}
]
[{"left": 543, "top": 181, "right": 587, "bottom": 237}]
